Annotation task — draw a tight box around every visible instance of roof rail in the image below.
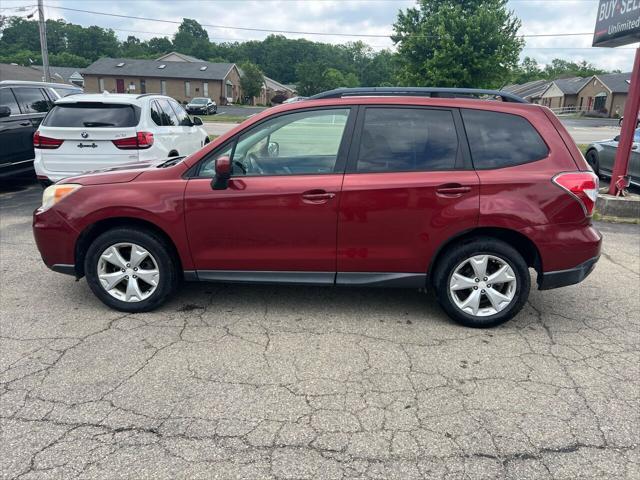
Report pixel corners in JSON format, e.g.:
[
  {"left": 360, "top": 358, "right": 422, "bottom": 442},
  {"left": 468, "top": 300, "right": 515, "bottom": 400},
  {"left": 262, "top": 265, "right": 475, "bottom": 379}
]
[
  {"left": 136, "top": 93, "right": 159, "bottom": 99},
  {"left": 308, "top": 87, "right": 528, "bottom": 103}
]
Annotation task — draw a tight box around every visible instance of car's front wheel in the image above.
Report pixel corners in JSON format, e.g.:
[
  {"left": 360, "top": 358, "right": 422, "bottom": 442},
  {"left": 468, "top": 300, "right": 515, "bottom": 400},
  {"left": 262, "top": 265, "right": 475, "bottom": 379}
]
[
  {"left": 84, "top": 228, "right": 179, "bottom": 312},
  {"left": 433, "top": 238, "right": 530, "bottom": 328}
]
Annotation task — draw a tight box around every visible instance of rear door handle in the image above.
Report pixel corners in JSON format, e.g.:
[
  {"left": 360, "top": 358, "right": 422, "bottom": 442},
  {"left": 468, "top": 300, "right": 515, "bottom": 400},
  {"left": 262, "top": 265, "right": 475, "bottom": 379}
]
[
  {"left": 436, "top": 184, "right": 472, "bottom": 196},
  {"left": 301, "top": 189, "right": 336, "bottom": 203}
]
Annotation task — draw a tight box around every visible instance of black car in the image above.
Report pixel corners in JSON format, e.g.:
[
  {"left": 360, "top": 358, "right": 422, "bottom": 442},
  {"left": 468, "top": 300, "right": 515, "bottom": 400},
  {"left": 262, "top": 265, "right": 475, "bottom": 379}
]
[
  {"left": 185, "top": 97, "right": 217, "bottom": 115},
  {"left": 0, "top": 80, "right": 82, "bottom": 180}
]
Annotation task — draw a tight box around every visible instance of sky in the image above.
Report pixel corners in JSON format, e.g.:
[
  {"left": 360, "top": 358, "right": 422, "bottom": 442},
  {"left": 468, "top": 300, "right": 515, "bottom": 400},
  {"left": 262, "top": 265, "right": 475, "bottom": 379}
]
[{"left": 1, "top": 0, "right": 638, "bottom": 72}]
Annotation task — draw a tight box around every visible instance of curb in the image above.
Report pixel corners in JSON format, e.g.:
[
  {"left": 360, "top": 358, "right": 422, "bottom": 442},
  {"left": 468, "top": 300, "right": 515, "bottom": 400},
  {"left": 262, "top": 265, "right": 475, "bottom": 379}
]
[{"left": 596, "top": 194, "right": 640, "bottom": 221}]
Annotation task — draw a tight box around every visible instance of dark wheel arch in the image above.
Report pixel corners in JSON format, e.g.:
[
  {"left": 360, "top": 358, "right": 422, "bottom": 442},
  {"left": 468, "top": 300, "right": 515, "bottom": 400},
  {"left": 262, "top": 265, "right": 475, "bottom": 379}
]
[
  {"left": 428, "top": 227, "right": 542, "bottom": 286},
  {"left": 75, "top": 217, "right": 183, "bottom": 279},
  {"left": 585, "top": 148, "right": 600, "bottom": 176}
]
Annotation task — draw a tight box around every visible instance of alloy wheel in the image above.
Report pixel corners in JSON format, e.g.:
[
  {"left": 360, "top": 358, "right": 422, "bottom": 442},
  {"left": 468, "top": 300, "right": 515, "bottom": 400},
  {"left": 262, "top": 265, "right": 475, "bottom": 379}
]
[
  {"left": 97, "top": 243, "right": 160, "bottom": 302},
  {"left": 449, "top": 254, "right": 517, "bottom": 317}
]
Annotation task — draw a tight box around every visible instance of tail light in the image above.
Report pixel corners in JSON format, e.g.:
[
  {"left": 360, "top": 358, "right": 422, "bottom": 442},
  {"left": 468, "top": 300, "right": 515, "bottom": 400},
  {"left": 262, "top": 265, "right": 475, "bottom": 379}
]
[
  {"left": 553, "top": 171, "right": 599, "bottom": 217},
  {"left": 33, "top": 131, "right": 63, "bottom": 149},
  {"left": 112, "top": 131, "right": 154, "bottom": 150}
]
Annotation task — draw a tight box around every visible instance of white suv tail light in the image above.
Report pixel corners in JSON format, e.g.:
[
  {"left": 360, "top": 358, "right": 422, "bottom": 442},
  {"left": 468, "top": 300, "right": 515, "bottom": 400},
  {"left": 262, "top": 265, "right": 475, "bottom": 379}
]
[{"left": 553, "top": 171, "right": 599, "bottom": 217}]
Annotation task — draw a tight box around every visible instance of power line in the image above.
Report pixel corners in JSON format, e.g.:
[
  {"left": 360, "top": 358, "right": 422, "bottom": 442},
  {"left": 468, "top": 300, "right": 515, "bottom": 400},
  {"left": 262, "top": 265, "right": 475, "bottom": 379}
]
[{"left": 48, "top": 5, "right": 600, "bottom": 40}]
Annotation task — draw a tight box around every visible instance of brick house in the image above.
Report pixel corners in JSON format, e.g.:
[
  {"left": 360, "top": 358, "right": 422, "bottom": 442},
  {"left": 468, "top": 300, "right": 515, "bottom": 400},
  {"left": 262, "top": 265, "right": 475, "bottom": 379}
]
[
  {"left": 82, "top": 56, "right": 243, "bottom": 104},
  {"left": 576, "top": 72, "right": 631, "bottom": 117},
  {"left": 539, "top": 77, "right": 588, "bottom": 111}
]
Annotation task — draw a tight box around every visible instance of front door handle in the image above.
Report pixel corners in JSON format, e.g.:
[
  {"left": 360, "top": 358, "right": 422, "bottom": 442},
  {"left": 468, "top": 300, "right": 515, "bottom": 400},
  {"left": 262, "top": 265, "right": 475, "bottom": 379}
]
[
  {"left": 301, "top": 189, "right": 336, "bottom": 204},
  {"left": 436, "top": 184, "right": 472, "bottom": 197},
  {"left": 19, "top": 121, "right": 32, "bottom": 127}
]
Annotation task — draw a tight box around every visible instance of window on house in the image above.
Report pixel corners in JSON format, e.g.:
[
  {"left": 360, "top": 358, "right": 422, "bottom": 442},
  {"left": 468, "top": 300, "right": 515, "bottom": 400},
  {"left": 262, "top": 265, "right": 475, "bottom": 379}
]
[
  {"left": 203, "top": 82, "right": 208, "bottom": 97},
  {"left": 185, "top": 81, "right": 190, "bottom": 97},
  {"left": 226, "top": 82, "right": 233, "bottom": 98},
  {"left": 140, "top": 79, "right": 146, "bottom": 94},
  {"left": 160, "top": 80, "right": 166, "bottom": 95},
  {"left": 98, "top": 78, "right": 105, "bottom": 92}
]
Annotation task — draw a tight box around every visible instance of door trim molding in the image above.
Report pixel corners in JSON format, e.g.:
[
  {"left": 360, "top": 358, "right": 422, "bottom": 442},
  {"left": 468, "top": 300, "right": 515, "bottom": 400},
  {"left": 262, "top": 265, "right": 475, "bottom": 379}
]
[
  {"left": 188, "top": 270, "right": 426, "bottom": 288},
  {"left": 335, "top": 272, "right": 426, "bottom": 288},
  {"left": 195, "top": 270, "right": 335, "bottom": 285}
]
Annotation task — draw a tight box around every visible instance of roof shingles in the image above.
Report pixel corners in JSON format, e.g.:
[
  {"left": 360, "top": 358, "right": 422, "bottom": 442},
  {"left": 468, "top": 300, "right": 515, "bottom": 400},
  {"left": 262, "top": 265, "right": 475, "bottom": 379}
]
[{"left": 82, "top": 58, "right": 235, "bottom": 81}]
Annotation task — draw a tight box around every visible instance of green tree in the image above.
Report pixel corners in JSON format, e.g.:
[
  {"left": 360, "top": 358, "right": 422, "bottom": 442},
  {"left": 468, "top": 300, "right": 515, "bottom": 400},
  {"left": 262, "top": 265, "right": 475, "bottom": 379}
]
[
  {"left": 543, "top": 59, "right": 605, "bottom": 79},
  {"left": 145, "top": 37, "right": 173, "bottom": 56},
  {"left": 239, "top": 61, "right": 264, "bottom": 104},
  {"left": 295, "top": 61, "right": 327, "bottom": 96},
  {"left": 511, "top": 56, "right": 542, "bottom": 84},
  {"left": 392, "top": 0, "right": 524, "bottom": 88},
  {"left": 173, "top": 19, "right": 210, "bottom": 58},
  {"left": 49, "top": 52, "right": 90, "bottom": 67}
]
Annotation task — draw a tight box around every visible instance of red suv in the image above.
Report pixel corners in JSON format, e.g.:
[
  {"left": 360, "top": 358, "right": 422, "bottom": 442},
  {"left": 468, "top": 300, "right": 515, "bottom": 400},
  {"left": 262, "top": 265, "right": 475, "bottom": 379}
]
[{"left": 33, "top": 88, "right": 601, "bottom": 327}]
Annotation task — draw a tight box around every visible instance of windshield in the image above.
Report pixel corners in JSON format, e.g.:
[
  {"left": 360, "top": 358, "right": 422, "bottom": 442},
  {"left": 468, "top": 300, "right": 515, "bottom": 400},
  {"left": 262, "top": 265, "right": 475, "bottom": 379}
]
[
  {"left": 43, "top": 103, "right": 139, "bottom": 127},
  {"left": 190, "top": 98, "right": 208, "bottom": 104}
]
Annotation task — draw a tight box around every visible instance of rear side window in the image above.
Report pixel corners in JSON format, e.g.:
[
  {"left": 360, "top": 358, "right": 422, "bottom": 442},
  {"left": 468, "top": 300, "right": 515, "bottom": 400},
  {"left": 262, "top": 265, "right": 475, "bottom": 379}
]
[
  {"left": 150, "top": 101, "right": 163, "bottom": 126},
  {"left": 12, "top": 87, "right": 51, "bottom": 114},
  {"left": 169, "top": 100, "right": 192, "bottom": 126},
  {"left": 356, "top": 107, "right": 459, "bottom": 173},
  {"left": 42, "top": 103, "right": 139, "bottom": 127},
  {"left": 0, "top": 88, "right": 20, "bottom": 115},
  {"left": 157, "top": 99, "right": 179, "bottom": 126},
  {"left": 462, "top": 109, "right": 549, "bottom": 169}
]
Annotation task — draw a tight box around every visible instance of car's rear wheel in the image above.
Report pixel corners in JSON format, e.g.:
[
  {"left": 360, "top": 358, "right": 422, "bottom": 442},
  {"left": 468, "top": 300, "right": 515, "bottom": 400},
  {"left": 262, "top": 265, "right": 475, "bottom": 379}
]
[
  {"left": 586, "top": 149, "right": 600, "bottom": 177},
  {"left": 433, "top": 238, "right": 530, "bottom": 328},
  {"left": 84, "top": 228, "right": 179, "bottom": 312}
]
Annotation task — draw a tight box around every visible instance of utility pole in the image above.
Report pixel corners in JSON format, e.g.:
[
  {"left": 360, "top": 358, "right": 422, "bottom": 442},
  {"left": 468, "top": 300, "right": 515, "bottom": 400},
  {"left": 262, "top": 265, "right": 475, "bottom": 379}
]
[{"left": 37, "top": 0, "right": 51, "bottom": 83}]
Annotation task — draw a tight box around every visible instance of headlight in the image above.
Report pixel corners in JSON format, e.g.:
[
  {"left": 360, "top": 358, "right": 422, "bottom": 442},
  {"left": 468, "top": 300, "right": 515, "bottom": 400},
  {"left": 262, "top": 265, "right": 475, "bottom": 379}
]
[{"left": 40, "top": 184, "right": 82, "bottom": 212}]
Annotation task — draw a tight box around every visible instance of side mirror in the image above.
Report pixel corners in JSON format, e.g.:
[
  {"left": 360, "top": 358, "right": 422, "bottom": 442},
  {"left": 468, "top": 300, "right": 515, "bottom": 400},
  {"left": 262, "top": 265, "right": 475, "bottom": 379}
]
[
  {"left": 0, "top": 106, "right": 11, "bottom": 118},
  {"left": 268, "top": 141, "right": 279, "bottom": 158},
  {"left": 192, "top": 116, "right": 203, "bottom": 126},
  {"left": 211, "top": 155, "right": 231, "bottom": 190}
]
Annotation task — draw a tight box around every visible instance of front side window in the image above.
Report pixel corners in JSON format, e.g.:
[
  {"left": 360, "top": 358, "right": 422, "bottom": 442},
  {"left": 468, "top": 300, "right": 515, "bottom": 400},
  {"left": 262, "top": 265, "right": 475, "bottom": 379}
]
[
  {"left": 0, "top": 88, "right": 20, "bottom": 115},
  {"left": 199, "top": 108, "right": 350, "bottom": 177},
  {"left": 356, "top": 107, "right": 459, "bottom": 173},
  {"left": 462, "top": 109, "right": 549, "bottom": 169},
  {"left": 12, "top": 87, "right": 51, "bottom": 113},
  {"left": 169, "top": 100, "right": 192, "bottom": 126}
]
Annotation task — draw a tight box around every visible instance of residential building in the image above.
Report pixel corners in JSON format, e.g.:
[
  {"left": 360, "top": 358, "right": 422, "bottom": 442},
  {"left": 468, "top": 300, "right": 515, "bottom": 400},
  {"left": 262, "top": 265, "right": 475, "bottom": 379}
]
[
  {"left": 82, "top": 57, "right": 243, "bottom": 104},
  {"left": 501, "top": 79, "right": 551, "bottom": 104},
  {"left": 0, "top": 63, "right": 82, "bottom": 85},
  {"left": 576, "top": 72, "right": 632, "bottom": 117},
  {"left": 539, "top": 77, "right": 588, "bottom": 111}
]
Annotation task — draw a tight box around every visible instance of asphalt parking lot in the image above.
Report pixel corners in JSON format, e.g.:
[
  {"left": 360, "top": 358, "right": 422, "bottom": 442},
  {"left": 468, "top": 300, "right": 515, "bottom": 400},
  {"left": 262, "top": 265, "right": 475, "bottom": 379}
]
[{"left": 1, "top": 184, "right": 639, "bottom": 480}]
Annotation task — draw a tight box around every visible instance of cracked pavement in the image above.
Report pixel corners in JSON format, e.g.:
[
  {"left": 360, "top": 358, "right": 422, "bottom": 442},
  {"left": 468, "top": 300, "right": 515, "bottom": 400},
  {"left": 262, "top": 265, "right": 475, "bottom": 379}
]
[{"left": 1, "top": 184, "right": 638, "bottom": 479}]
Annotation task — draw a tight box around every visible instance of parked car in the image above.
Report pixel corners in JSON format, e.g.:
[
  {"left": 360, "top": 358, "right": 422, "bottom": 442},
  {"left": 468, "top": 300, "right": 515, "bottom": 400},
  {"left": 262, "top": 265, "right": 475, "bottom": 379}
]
[
  {"left": 618, "top": 115, "right": 639, "bottom": 128},
  {"left": 33, "top": 87, "right": 601, "bottom": 328},
  {"left": 185, "top": 97, "right": 217, "bottom": 115},
  {"left": 0, "top": 80, "right": 82, "bottom": 180},
  {"left": 585, "top": 128, "right": 640, "bottom": 187},
  {"left": 34, "top": 93, "right": 210, "bottom": 186}
]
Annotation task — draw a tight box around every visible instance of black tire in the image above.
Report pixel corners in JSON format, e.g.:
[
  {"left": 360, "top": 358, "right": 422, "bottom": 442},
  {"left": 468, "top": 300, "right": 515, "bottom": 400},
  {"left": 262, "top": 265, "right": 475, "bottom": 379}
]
[
  {"left": 619, "top": 117, "right": 623, "bottom": 127},
  {"left": 586, "top": 149, "right": 600, "bottom": 177},
  {"left": 433, "top": 238, "right": 530, "bottom": 328},
  {"left": 84, "top": 228, "right": 179, "bottom": 312}
]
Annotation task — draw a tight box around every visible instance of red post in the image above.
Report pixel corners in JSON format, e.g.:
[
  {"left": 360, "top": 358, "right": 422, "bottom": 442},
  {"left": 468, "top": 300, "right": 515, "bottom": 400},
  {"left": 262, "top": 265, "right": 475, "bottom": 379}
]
[{"left": 609, "top": 47, "right": 640, "bottom": 195}]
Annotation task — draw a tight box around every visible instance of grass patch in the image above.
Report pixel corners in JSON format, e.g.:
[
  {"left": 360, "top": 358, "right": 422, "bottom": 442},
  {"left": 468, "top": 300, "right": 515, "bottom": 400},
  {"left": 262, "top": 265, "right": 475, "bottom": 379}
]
[
  {"left": 207, "top": 135, "right": 219, "bottom": 142},
  {"left": 577, "top": 144, "right": 589, "bottom": 155},
  {"left": 198, "top": 114, "right": 248, "bottom": 123}
]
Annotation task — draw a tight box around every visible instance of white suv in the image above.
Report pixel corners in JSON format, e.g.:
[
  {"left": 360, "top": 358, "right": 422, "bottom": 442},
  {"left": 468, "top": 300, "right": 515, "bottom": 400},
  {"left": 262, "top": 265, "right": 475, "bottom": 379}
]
[{"left": 34, "top": 93, "right": 209, "bottom": 185}]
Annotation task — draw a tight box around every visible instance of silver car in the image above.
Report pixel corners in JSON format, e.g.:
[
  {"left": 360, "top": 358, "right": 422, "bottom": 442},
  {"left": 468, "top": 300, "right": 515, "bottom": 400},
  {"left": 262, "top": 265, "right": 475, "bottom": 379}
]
[{"left": 585, "top": 128, "right": 640, "bottom": 187}]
